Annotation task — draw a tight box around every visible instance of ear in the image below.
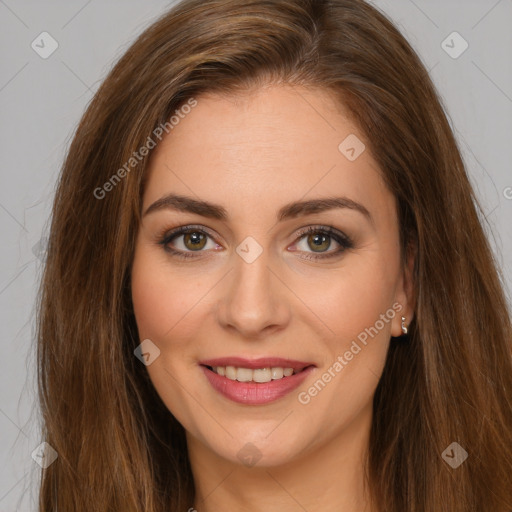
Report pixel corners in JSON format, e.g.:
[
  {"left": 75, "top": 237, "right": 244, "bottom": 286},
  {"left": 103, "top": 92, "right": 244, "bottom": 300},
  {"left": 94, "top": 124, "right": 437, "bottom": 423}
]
[{"left": 391, "top": 240, "right": 416, "bottom": 337}]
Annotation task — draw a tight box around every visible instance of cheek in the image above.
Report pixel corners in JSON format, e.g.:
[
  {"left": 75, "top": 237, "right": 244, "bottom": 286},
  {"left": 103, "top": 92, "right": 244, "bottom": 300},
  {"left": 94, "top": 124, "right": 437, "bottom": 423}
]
[
  {"left": 294, "top": 296, "right": 392, "bottom": 429},
  {"left": 295, "top": 257, "right": 397, "bottom": 345},
  {"left": 130, "top": 248, "right": 205, "bottom": 425},
  {"left": 131, "top": 267, "right": 173, "bottom": 342},
  {"left": 299, "top": 254, "right": 397, "bottom": 399},
  {"left": 130, "top": 244, "right": 204, "bottom": 343}
]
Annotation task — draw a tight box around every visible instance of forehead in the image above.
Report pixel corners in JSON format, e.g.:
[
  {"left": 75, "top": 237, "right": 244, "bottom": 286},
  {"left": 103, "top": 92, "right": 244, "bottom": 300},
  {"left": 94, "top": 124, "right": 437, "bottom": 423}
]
[{"left": 143, "top": 85, "right": 392, "bottom": 223}]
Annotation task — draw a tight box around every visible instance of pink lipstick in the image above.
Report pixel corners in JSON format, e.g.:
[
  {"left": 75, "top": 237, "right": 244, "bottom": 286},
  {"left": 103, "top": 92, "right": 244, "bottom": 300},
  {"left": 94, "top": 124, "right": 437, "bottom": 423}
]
[{"left": 199, "top": 357, "right": 315, "bottom": 405}]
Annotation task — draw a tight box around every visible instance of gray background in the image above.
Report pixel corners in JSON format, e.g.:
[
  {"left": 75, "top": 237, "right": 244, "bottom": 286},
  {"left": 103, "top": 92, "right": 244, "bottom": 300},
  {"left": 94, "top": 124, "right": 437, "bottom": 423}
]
[{"left": 0, "top": 0, "right": 511, "bottom": 509}]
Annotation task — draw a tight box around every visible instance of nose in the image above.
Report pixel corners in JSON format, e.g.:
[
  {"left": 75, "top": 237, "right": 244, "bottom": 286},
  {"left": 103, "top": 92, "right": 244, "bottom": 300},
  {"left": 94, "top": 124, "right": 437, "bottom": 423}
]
[{"left": 215, "top": 249, "right": 291, "bottom": 339}]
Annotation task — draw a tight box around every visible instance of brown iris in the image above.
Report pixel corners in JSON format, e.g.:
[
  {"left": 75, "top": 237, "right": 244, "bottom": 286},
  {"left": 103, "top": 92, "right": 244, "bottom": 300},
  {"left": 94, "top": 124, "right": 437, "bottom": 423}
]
[
  {"left": 307, "top": 232, "right": 331, "bottom": 252},
  {"left": 183, "top": 230, "right": 207, "bottom": 251}
]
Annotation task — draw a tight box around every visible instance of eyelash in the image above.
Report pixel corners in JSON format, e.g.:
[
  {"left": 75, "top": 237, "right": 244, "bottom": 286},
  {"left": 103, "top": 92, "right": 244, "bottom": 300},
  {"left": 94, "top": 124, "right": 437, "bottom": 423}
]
[{"left": 157, "top": 224, "right": 354, "bottom": 261}]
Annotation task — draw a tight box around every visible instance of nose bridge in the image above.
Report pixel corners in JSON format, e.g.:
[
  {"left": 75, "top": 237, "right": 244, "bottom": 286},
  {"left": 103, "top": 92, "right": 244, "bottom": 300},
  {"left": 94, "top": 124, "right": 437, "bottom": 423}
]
[{"left": 216, "top": 243, "right": 290, "bottom": 337}]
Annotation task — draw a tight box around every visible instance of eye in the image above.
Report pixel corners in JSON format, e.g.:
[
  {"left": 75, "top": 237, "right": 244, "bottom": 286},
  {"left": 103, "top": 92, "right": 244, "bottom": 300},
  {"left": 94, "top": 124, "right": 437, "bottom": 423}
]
[
  {"left": 291, "top": 226, "right": 353, "bottom": 260},
  {"left": 158, "top": 225, "right": 220, "bottom": 259}
]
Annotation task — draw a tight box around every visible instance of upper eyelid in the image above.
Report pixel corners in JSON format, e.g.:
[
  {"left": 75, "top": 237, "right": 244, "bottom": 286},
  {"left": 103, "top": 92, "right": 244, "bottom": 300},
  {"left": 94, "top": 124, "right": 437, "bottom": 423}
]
[{"left": 162, "top": 224, "right": 218, "bottom": 243}]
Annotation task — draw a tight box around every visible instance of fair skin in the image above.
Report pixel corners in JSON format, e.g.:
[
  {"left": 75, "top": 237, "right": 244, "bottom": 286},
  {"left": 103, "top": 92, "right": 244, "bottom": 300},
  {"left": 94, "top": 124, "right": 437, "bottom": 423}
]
[{"left": 131, "top": 84, "right": 414, "bottom": 512}]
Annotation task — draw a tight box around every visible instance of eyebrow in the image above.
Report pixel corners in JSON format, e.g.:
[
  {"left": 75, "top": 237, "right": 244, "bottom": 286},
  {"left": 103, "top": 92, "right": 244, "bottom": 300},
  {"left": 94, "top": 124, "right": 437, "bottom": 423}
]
[{"left": 143, "top": 193, "right": 372, "bottom": 223}]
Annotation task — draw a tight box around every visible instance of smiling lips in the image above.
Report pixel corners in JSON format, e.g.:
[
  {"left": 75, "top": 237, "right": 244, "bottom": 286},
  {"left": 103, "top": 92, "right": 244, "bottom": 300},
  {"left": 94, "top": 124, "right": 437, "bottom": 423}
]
[{"left": 199, "top": 357, "right": 316, "bottom": 405}]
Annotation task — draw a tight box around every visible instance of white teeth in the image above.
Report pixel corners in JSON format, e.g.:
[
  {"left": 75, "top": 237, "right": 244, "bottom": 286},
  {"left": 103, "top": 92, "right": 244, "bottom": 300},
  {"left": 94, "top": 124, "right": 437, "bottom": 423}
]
[
  {"left": 253, "top": 368, "right": 272, "bottom": 382},
  {"left": 212, "top": 365, "right": 300, "bottom": 382},
  {"left": 271, "top": 367, "right": 283, "bottom": 379},
  {"left": 225, "top": 366, "right": 237, "bottom": 380},
  {"left": 236, "top": 368, "right": 253, "bottom": 382}
]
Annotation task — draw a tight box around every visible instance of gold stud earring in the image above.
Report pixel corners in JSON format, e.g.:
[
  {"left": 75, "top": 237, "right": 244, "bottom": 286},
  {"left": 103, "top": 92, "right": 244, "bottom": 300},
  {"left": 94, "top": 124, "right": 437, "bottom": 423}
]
[{"left": 401, "top": 316, "right": 408, "bottom": 335}]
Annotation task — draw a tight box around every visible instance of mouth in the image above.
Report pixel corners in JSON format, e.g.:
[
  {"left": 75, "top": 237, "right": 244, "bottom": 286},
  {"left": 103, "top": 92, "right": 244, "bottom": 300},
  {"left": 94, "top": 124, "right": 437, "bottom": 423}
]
[{"left": 198, "top": 357, "right": 316, "bottom": 405}]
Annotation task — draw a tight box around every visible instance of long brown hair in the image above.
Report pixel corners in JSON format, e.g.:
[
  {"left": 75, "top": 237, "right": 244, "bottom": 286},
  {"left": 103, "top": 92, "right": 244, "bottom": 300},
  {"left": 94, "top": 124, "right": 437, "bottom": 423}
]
[{"left": 35, "top": 0, "right": 512, "bottom": 510}]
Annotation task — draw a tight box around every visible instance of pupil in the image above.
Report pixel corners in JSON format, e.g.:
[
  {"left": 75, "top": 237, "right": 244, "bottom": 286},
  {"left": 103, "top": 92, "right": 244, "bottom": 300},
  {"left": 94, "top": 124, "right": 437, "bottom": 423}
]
[{"left": 186, "top": 232, "right": 205, "bottom": 249}]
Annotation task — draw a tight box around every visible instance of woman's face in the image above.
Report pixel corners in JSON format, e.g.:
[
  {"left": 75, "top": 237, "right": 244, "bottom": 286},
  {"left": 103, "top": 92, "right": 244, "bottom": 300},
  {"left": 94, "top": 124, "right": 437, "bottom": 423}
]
[{"left": 131, "top": 85, "right": 413, "bottom": 468}]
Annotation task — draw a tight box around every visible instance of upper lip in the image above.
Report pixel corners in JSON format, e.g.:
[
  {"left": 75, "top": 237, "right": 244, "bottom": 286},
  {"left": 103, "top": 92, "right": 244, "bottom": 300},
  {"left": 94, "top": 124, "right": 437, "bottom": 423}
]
[{"left": 199, "top": 357, "right": 315, "bottom": 371}]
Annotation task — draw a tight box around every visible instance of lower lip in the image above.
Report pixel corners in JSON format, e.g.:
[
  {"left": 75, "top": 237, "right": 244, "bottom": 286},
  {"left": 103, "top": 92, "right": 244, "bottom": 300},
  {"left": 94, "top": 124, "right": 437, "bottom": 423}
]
[{"left": 201, "top": 365, "right": 315, "bottom": 405}]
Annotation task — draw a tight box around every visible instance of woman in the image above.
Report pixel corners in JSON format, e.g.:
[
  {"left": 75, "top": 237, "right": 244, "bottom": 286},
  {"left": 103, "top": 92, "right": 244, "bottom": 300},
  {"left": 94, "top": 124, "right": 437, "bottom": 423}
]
[{"left": 36, "top": 0, "right": 512, "bottom": 510}]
